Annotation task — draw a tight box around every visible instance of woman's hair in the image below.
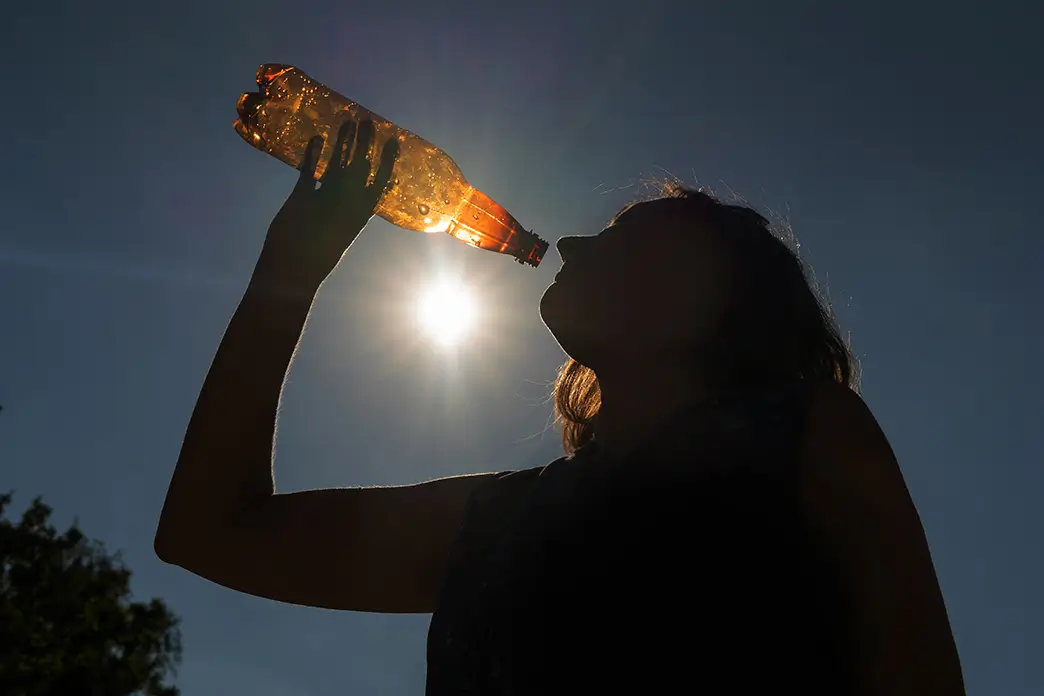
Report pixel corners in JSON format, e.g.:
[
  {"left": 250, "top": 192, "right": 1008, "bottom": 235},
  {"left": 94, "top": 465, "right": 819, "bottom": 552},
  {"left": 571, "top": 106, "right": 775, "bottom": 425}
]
[{"left": 553, "top": 183, "right": 859, "bottom": 454}]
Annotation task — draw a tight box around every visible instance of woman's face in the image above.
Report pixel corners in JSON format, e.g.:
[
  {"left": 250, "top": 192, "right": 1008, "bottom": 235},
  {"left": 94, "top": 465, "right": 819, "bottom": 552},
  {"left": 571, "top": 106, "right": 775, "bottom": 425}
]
[{"left": 539, "top": 199, "right": 732, "bottom": 368}]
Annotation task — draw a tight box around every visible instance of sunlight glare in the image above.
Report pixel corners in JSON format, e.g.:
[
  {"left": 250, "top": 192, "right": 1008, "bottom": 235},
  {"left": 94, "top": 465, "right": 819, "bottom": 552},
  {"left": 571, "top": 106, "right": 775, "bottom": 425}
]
[{"left": 416, "top": 280, "right": 477, "bottom": 347}]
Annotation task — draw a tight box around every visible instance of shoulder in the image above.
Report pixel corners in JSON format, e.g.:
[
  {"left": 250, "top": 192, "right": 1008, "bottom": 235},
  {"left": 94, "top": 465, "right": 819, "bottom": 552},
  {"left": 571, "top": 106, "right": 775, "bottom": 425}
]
[
  {"left": 448, "top": 461, "right": 563, "bottom": 558},
  {"left": 798, "top": 381, "right": 908, "bottom": 530},
  {"left": 803, "top": 381, "right": 886, "bottom": 451},
  {"left": 795, "top": 386, "right": 966, "bottom": 693},
  {"left": 801, "top": 381, "right": 895, "bottom": 471},
  {"left": 465, "top": 460, "right": 560, "bottom": 513}
]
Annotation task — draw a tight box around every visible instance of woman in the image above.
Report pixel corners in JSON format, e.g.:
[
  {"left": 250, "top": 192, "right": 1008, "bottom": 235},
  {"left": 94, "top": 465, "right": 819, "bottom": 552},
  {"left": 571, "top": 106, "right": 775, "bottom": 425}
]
[{"left": 156, "top": 119, "right": 965, "bottom": 694}]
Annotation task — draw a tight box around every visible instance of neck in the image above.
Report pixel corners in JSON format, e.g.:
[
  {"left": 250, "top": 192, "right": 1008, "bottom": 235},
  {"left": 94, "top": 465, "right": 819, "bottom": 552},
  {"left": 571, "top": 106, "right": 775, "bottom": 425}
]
[{"left": 591, "top": 359, "right": 715, "bottom": 460}]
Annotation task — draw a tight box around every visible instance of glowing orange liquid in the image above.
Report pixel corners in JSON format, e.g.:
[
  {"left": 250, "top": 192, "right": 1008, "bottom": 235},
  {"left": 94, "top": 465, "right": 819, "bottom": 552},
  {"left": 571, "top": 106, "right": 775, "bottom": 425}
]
[{"left": 234, "top": 64, "right": 547, "bottom": 267}]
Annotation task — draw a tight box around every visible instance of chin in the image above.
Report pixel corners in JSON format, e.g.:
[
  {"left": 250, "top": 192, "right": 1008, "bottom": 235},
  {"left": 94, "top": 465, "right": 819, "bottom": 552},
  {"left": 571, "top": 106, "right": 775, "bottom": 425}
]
[{"left": 539, "top": 281, "right": 600, "bottom": 363}]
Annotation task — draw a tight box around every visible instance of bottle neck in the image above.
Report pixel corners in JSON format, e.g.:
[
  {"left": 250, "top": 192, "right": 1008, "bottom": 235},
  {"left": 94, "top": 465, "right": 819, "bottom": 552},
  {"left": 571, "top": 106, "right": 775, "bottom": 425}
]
[{"left": 452, "top": 188, "right": 548, "bottom": 267}]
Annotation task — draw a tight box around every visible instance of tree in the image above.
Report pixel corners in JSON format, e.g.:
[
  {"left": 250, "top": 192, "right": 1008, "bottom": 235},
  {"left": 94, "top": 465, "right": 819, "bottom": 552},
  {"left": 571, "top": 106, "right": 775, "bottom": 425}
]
[{"left": 0, "top": 492, "right": 182, "bottom": 695}]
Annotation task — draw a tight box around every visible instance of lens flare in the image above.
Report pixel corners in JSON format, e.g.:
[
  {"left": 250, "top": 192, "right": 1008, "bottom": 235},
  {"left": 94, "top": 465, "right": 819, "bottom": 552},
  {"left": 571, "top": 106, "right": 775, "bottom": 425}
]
[{"left": 416, "top": 280, "right": 477, "bottom": 347}]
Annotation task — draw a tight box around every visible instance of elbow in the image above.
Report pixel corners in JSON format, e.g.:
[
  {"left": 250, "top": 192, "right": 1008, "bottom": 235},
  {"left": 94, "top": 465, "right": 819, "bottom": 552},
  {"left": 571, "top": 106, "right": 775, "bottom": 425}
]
[
  {"left": 154, "top": 510, "right": 201, "bottom": 567},
  {"left": 153, "top": 509, "right": 242, "bottom": 571},
  {"left": 154, "top": 541, "right": 177, "bottom": 566},
  {"left": 153, "top": 522, "right": 183, "bottom": 565}
]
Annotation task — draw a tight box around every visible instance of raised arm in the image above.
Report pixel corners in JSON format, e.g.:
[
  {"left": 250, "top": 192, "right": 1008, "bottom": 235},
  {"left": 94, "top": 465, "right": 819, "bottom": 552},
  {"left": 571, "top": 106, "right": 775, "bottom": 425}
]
[{"left": 154, "top": 119, "right": 492, "bottom": 613}]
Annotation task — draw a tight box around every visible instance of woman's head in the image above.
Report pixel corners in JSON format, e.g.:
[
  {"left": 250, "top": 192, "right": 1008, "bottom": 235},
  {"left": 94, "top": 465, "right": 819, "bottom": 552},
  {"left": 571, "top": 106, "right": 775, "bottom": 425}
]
[{"left": 539, "top": 183, "right": 857, "bottom": 453}]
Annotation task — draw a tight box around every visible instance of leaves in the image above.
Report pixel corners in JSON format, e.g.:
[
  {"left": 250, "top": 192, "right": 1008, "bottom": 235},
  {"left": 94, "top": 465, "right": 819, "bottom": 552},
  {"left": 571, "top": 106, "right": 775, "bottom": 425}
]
[{"left": 0, "top": 492, "right": 182, "bottom": 695}]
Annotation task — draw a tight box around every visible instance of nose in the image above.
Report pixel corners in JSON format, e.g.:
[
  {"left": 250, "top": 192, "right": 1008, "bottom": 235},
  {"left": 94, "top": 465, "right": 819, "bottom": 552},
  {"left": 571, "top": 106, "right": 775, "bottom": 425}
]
[{"left": 555, "top": 235, "right": 586, "bottom": 263}]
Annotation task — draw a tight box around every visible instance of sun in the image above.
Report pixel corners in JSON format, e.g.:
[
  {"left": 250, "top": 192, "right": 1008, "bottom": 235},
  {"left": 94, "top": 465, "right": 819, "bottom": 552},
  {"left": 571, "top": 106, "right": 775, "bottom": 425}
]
[{"left": 416, "top": 280, "right": 477, "bottom": 347}]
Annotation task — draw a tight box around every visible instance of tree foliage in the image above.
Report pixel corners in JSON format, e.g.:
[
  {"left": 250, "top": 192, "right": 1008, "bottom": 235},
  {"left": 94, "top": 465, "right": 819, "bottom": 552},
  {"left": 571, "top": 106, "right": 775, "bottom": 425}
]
[{"left": 0, "top": 492, "right": 181, "bottom": 695}]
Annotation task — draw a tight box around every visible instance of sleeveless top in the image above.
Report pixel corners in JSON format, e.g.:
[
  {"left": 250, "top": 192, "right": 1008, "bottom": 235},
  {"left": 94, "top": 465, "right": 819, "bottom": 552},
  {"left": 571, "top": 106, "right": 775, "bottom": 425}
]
[{"left": 426, "top": 381, "right": 856, "bottom": 694}]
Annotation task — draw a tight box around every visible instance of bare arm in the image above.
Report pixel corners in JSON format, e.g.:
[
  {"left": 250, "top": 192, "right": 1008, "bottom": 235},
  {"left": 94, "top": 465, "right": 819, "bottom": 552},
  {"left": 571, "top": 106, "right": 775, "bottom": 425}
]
[
  {"left": 800, "top": 383, "right": 965, "bottom": 695},
  {"left": 155, "top": 118, "right": 491, "bottom": 613}
]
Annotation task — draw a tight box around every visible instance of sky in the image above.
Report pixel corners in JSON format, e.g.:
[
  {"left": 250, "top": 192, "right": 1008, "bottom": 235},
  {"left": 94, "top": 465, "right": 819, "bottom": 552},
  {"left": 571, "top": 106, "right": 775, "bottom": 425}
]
[{"left": 2, "top": 0, "right": 1042, "bottom": 693}]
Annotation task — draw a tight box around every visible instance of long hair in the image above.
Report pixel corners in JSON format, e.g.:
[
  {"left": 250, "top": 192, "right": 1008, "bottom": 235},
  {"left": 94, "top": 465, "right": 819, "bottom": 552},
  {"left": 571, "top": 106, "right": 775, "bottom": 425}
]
[{"left": 553, "top": 184, "right": 859, "bottom": 455}]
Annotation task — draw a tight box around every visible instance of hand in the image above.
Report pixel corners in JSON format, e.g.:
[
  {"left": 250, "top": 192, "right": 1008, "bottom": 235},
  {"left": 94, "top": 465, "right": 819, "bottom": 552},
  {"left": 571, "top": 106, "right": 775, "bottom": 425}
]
[{"left": 252, "top": 117, "right": 399, "bottom": 294}]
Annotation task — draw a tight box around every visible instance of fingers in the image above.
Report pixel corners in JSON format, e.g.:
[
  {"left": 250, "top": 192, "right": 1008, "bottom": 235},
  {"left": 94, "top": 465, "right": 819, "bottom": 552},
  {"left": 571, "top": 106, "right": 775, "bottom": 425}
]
[
  {"left": 371, "top": 137, "right": 399, "bottom": 200},
  {"left": 344, "top": 118, "right": 376, "bottom": 179},
  {"left": 294, "top": 135, "right": 324, "bottom": 195},
  {"left": 325, "top": 118, "right": 357, "bottom": 181}
]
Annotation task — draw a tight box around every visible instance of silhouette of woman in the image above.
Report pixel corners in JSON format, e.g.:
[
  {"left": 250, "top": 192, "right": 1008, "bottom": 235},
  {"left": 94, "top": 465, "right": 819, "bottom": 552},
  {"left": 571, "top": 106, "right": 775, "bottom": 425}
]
[{"left": 156, "top": 119, "right": 965, "bottom": 694}]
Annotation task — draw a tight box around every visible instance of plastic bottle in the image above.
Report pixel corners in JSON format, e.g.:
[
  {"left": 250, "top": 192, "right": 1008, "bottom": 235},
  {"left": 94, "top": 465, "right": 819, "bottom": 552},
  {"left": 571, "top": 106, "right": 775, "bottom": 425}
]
[{"left": 234, "top": 64, "right": 548, "bottom": 267}]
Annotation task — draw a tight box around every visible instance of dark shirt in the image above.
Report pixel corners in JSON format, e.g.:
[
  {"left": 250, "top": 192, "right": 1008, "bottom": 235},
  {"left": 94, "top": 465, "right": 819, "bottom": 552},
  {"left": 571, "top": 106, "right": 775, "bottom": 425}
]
[{"left": 427, "top": 381, "right": 855, "bottom": 694}]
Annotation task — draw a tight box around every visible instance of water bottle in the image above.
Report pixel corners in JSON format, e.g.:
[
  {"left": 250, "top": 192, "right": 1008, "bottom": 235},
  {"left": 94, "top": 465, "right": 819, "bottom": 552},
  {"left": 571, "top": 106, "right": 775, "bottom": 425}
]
[{"left": 234, "top": 64, "right": 548, "bottom": 267}]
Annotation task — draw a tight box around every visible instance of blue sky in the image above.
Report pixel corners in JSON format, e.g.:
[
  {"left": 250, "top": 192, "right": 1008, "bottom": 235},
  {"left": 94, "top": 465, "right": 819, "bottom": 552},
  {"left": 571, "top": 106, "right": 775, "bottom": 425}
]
[{"left": 2, "top": 0, "right": 1042, "bottom": 693}]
